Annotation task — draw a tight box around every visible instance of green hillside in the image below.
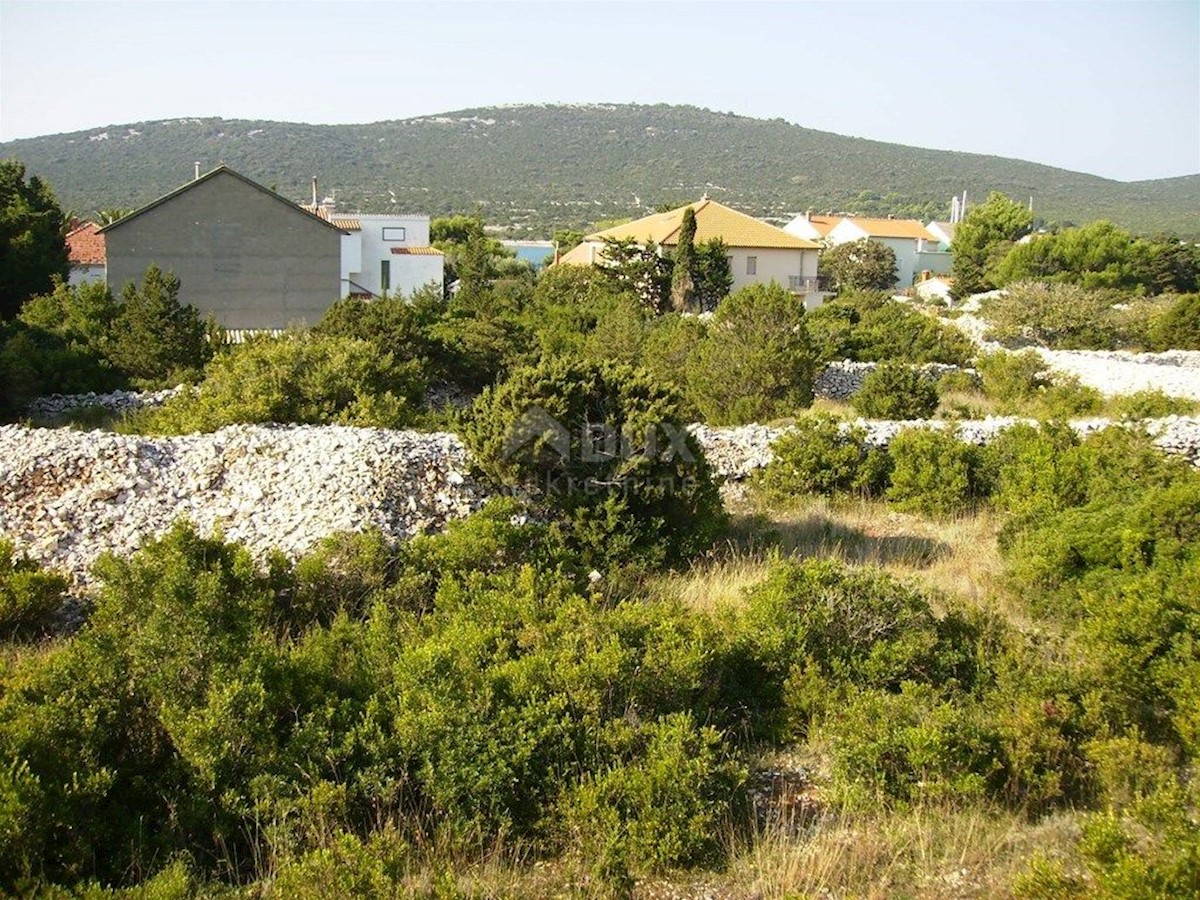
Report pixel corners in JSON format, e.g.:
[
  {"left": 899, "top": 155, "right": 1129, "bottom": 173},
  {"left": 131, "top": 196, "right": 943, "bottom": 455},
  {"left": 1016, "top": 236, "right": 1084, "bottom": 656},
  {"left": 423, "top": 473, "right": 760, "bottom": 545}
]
[{"left": 3, "top": 103, "right": 1197, "bottom": 236}]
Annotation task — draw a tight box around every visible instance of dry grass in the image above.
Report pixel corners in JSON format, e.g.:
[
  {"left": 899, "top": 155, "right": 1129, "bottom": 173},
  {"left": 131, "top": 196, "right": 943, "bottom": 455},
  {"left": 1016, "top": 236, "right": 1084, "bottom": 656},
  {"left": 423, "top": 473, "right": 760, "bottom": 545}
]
[
  {"left": 724, "top": 803, "right": 1071, "bottom": 900},
  {"left": 655, "top": 493, "right": 1020, "bottom": 625}
]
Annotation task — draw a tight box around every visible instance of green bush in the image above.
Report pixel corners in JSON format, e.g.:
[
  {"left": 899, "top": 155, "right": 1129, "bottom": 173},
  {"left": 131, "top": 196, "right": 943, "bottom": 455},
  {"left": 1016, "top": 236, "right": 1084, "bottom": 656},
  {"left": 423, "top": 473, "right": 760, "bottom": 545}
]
[
  {"left": 885, "top": 427, "right": 984, "bottom": 516},
  {"left": 1108, "top": 390, "right": 1199, "bottom": 420},
  {"left": 754, "top": 414, "right": 890, "bottom": 500},
  {"left": 1149, "top": 292, "right": 1200, "bottom": 350},
  {"left": 105, "top": 266, "right": 214, "bottom": 386},
  {"left": 851, "top": 362, "right": 939, "bottom": 419},
  {"left": 983, "top": 282, "right": 1126, "bottom": 349},
  {"left": 979, "top": 422, "right": 1085, "bottom": 519},
  {"left": 804, "top": 296, "right": 974, "bottom": 365},
  {"left": 976, "top": 349, "right": 1049, "bottom": 405},
  {"left": 559, "top": 713, "right": 746, "bottom": 875},
  {"left": 685, "top": 282, "right": 817, "bottom": 425},
  {"left": 460, "top": 357, "right": 726, "bottom": 569},
  {"left": 0, "top": 542, "right": 68, "bottom": 638},
  {"left": 125, "top": 333, "right": 424, "bottom": 433}
]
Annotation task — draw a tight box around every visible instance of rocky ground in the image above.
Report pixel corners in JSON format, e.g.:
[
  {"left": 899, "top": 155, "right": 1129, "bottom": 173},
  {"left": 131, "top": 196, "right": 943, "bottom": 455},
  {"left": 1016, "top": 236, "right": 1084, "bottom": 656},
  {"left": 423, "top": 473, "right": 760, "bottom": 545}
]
[
  {"left": 0, "top": 424, "right": 486, "bottom": 586},
  {"left": 4, "top": 414, "right": 1200, "bottom": 585}
]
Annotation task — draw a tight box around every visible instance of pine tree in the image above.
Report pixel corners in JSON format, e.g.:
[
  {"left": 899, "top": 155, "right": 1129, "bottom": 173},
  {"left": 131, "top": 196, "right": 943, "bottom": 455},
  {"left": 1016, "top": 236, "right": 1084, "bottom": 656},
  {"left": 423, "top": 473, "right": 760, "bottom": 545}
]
[
  {"left": 0, "top": 160, "right": 69, "bottom": 320},
  {"left": 110, "top": 266, "right": 212, "bottom": 384}
]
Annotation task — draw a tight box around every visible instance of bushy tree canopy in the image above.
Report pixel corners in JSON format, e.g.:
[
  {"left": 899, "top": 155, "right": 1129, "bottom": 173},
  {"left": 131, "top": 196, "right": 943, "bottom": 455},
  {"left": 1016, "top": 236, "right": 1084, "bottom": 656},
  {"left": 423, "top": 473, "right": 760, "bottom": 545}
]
[
  {"left": 819, "top": 238, "right": 898, "bottom": 291},
  {"left": 0, "top": 160, "right": 69, "bottom": 320},
  {"left": 951, "top": 192, "right": 1034, "bottom": 298}
]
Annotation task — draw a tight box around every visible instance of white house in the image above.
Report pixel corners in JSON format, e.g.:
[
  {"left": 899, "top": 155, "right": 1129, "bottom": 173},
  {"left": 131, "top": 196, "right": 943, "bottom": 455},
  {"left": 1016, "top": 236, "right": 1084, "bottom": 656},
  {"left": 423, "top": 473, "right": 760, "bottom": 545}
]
[
  {"left": 782, "top": 212, "right": 842, "bottom": 243},
  {"left": 557, "top": 199, "right": 825, "bottom": 307},
  {"left": 925, "top": 221, "right": 957, "bottom": 251},
  {"left": 303, "top": 200, "right": 444, "bottom": 299},
  {"left": 826, "top": 217, "right": 951, "bottom": 288},
  {"left": 65, "top": 221, "right": 106, "bottom": 286}
]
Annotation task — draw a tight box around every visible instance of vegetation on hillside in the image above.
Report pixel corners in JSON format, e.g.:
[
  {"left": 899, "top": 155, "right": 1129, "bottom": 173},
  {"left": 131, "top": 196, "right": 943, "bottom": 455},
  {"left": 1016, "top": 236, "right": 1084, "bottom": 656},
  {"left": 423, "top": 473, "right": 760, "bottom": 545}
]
[{"left": 4, "top": 104, "right": 1198, "bottom": 236}]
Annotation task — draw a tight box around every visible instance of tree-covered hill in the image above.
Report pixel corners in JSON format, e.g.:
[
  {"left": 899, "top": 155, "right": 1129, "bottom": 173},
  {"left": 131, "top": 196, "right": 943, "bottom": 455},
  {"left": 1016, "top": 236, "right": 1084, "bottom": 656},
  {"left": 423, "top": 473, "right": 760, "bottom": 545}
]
[{"left": 3, "top": 103, "right": 1197, "bottom": 236}]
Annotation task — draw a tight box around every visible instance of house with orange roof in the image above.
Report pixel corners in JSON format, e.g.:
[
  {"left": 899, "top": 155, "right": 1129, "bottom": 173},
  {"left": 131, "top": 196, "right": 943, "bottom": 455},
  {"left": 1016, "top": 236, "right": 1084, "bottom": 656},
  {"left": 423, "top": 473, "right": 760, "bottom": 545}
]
[
  {"left": 65, "top": 221, "right": 106, "bottom": 286},
  {"left": 782, "top": 212, "right": 842, "bottom": 242},
  {"left": 826, "top": 216, "right": 952, "bottom": 288},
  {"left": 557, "top": 199, "right": 824, "bottom": 305}
]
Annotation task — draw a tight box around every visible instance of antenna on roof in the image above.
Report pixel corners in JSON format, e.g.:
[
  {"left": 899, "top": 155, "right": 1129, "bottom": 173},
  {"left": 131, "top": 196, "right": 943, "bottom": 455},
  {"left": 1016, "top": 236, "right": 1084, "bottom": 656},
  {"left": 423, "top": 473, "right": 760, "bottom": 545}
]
[{"left": 194, "top": 161, "right": 200, "bottom": 180}]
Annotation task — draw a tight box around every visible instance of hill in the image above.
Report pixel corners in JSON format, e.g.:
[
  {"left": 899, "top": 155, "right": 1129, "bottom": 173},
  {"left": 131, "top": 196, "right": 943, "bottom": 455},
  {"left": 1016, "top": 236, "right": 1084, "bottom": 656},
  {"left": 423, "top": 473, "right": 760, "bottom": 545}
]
[{"left": 3, "top": 103, "right": 1198, "bottom": 236}]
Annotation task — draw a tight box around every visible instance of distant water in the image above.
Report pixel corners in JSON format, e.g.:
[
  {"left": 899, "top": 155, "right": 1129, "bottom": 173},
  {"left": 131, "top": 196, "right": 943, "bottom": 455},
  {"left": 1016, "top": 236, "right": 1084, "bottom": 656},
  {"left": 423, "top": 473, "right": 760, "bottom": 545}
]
[{"left": 503, "top": 241, "right": 556, "bottom": 269}]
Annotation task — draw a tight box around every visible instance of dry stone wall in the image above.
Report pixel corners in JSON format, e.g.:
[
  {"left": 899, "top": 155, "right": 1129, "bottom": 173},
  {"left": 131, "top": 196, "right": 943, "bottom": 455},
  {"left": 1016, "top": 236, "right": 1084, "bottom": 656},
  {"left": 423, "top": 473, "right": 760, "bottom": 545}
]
[{"left": 3, "top": 415, "right": 1200, "bottom": 585}]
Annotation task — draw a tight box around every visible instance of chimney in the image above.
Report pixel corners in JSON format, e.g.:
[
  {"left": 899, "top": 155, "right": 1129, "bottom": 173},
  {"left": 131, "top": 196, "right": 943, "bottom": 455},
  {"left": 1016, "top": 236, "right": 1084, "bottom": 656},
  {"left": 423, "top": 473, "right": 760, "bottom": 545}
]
[
  {"left": 312, "top": 177, "right": 318, "bottom": 206},
  {"left": 194, "top": 161, "right": 200, "bottom": 180},
  {"left": 805, "top": 208, "right": 813, "bottom": 222}
]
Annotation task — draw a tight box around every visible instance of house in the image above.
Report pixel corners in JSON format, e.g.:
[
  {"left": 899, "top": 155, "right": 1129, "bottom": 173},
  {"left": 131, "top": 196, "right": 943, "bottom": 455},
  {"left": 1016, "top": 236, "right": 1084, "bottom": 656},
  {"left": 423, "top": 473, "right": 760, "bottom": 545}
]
[
  {"left": 925, "top": 220, "right": 957, "bottom": 250},
  {"left": 913, "top": 273, "right": 954, "bottom": 304},
  {"left": 557, "top": 199, "right": 824, "bottom": 306},
  {"left": 101, "top": 166, "right": 347, "bottom": 330},
  {"left": 782, "top": 212, "right": 842, "bottom": 242},
  {"left": 301, "top": 196, "right": 444, "bottom": 298},
  {"left": 825, "top": 216, "right": 951, "bottom": 289},
  {"left": 100, "top": 166, "right": 444, "bottom": 331},
  {"left": 65, "top": 221, "right": 106, "bottom": 286}
]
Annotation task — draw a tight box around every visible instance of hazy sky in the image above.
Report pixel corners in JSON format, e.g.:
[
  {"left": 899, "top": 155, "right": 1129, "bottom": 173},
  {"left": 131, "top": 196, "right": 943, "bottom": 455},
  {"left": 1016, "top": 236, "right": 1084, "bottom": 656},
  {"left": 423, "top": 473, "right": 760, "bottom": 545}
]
[{"left": 1, "top": 0, "right": 1197, "bottom": 181}]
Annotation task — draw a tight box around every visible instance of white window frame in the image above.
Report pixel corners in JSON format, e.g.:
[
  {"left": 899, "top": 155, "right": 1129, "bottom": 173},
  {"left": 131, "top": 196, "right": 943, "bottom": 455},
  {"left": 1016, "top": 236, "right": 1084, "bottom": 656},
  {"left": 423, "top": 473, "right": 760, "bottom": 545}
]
[{"left": 382, "top": 226, "right": 407, "bottom": 241}]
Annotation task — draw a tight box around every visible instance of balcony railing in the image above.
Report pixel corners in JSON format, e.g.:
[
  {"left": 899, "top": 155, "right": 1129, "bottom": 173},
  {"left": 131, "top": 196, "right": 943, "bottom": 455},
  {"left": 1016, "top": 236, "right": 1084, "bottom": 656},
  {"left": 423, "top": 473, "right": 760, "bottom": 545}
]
[{"left": 787, "top": 275, "right": 823, "bottom": 293}]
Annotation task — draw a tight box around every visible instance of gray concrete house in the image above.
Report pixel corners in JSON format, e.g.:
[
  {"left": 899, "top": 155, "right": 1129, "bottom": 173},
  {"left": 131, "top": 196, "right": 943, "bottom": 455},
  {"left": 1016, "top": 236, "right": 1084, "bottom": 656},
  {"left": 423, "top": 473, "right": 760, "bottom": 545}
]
[{"left": 100, "top": 166, "right": 345, "bottom": 330}]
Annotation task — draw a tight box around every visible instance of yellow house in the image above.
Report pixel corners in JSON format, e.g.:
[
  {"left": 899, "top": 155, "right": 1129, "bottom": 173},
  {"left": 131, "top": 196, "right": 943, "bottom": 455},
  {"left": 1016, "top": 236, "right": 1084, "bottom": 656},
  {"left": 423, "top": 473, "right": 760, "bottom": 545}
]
[{"left": 557, "top": 199, "right": 824, "bottom": 304}]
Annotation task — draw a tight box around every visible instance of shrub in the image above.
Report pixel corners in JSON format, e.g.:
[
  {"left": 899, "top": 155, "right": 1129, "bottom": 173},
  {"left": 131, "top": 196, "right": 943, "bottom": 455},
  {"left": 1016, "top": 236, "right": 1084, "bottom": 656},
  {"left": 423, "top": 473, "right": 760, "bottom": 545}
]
[
  {"left": 685, "top": 282, "right": 817, "bottom": 425},
  {"left": 851, "top": 301, "right": 975, "bottom": 365},
  {"left": 1149, "top": 292, "right": 1200, "bottom": 350},
  {"left": 559, "top": 713, "right": 746, "bottom": 875},
  {"left": 460, "top": 357, "right": 726, "bottom": 569},
  {"left": 983, "top": 282, "right": 1124, "bottom": 349},
  {"left": 885, "top": 427, "right": 983, "bottom": 516},
  {"left": 125, "top": 333, "right": 424, "bottom": 433},
  {"left": 975, "top": 349, "right": 1049, "bottom": 405},
  {"left": 1037, "top": 377, "right": 1104, "bottom": 419},
  {"left": 0, "top": 542, "right": 68, "bottom": 639},
  {"left": 1108, "top": 390, "right": 1199, "bottom": 420},
  {"left": 851, "top": 362, "right": 939, "bottom": 419},
  {"left": 106, "top": 266, "right": 214, "bottom": 386},
  {"left": 980, "top": 422, "right": 1085, "bottom": 519},
  {"left": 754, "top": 414, "right": 890, "bottom": 500}
]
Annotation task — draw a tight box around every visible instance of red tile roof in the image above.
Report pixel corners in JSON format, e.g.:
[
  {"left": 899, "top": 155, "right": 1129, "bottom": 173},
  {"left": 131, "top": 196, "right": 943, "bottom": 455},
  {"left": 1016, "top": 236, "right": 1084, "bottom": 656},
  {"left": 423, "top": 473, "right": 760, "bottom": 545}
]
[
  {"left": 66, "top": 222, "right": 106, "bottom": 266},
  {"left": 390, "top": 246, "right": 444, "bottom": 255}
]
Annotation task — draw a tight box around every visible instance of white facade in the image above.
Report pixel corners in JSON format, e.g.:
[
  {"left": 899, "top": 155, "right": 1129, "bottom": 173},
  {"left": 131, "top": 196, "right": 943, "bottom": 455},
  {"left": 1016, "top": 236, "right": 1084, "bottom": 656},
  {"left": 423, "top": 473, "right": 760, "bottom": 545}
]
[
  {"left": 726, "top": 246, "right": 821, "bottom": 297},
  {"left": 68, "top": 263, "right": 106, "bottom": 287},
  {"left": 826, "top": 221, "right": 945, "bottom": 289},
  {"left": 339, "top": 214, "right": 443, "bottom": 298}
]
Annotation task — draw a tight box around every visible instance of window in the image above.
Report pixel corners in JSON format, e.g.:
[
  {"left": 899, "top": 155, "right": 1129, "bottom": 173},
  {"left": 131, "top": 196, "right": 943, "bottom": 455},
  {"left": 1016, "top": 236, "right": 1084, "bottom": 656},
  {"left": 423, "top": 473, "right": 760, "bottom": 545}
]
[
  {"left": 380, "top": 260, "right": 391, "bottom": 293},
  {"left": 382, "top": 226, "right": 406, "bottom": 241},
  {"left": 746, "top": 256, "right": 757, "bottom": 275}
]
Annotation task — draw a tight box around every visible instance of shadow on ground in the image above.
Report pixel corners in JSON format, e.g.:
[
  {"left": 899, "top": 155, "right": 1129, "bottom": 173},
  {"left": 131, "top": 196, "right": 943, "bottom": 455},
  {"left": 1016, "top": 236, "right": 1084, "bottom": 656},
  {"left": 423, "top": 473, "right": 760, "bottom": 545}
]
[{"left": 729, "top": 511, "right": 951, "bottom": 569}]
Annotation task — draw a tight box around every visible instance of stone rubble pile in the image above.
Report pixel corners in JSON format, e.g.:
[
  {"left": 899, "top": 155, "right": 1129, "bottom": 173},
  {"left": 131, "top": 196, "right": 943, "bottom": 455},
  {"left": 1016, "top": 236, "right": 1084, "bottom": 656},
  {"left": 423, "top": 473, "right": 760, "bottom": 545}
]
[
  {"left": 814, "top": 361, "right": 975, "bottom": 400},
  {"left": 689, "top": 415, "right": 1200, "bottom": 481},
  {"left": 4, "top": 413, "right": 1200, "bottom": 586},
  {"left": 25, "top": 386, "right": 187, "bottom": 421},
  {"left": 0, "top": 424, "right": 487, "bottom": 585}
]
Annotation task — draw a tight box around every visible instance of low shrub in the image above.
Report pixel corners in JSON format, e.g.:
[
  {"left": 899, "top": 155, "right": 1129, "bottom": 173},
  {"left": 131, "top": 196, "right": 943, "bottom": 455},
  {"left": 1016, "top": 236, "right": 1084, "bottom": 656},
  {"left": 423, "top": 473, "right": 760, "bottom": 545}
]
[
  {"left": 559, "top": 713, "right": 746, "bottom": 876},
  {"left": 685, "top": 283, "right": 817, "bottom": 425},
  {"left": 1149, "top": 292, "right": 1200, "bottom": 350},
  {"left": 885, "top": 427, "right": 984, "bottom": 516},
  {"left": 754, "top": 414, "right": 890, "bottom": 501},
  {"left": 0, "top": 542, "right": 68, "bottom": 639},
  {"left": 851, "top": 362, "right": 939, "bottom": 420},
  {"left": 975, "top": 349, "right": 1049, "bottom": 405},
  {"left": 460, "top": 357, "right": 726, "bottom": 569},
  {"left": 1108, "top": 389, "right": 1199, "bottom": 420},
  {"left": 124, "top": 333, "right": 425, "bottom": 433},
  {"left": 983, "top": 282, "right": 1125, "bottom": 349}
]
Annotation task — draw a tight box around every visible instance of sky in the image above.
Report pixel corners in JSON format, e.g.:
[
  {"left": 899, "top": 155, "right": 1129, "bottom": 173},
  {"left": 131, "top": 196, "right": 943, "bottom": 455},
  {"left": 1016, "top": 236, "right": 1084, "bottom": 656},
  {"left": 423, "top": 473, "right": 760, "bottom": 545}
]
[{"left": 1, "top": 0, "right": 1197, "bottom": 182}]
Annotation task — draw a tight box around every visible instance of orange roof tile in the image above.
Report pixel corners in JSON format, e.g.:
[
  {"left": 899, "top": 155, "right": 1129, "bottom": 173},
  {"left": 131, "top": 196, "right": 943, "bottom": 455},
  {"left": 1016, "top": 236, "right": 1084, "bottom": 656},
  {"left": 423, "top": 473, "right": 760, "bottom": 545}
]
[
  {"left": 66, "top": 222, "right": 106, "bottom": 266},
  {"left": 587, "top": 199, "right": 820, "bottom": 250},
  {"left": 390, "top": 246, "right": 444, "bottom": 255},
  {"left": 838, "top": 216, "right": 937, "bottom": 240}
]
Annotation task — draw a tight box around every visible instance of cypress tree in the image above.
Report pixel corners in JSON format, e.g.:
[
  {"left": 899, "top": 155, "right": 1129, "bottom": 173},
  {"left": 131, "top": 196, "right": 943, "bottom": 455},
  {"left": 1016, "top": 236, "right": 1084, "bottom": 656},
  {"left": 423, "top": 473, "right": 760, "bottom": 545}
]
[{"left": 671, "top": 207, "right": 698, "bottom": 313}]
